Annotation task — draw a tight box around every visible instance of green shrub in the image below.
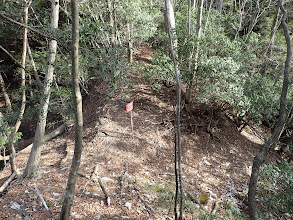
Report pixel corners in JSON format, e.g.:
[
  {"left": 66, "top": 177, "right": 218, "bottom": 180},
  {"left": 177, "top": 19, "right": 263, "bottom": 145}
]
[{"left": 258, "top": 162, "right": 293, "bottom": 219}]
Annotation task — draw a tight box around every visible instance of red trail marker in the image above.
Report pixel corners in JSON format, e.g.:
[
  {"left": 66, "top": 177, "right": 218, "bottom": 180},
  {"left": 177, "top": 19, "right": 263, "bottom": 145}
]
[
  {"left": 126, "top": 101, "right": 133, "bottom": 112},
  {"left": 126, "top": 101, "right": 134, "bottom": 134}
]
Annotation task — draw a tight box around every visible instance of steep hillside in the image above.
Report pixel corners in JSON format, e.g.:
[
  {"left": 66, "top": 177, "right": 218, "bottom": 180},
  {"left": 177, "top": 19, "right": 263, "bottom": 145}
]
[{"left": 0, "top": 51, "right": 278, "bottom": 219}]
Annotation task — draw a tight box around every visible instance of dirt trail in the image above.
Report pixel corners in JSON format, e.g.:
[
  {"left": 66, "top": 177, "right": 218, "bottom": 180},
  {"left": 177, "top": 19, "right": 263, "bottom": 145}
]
[{"left": 0, "top": 48, "right": 276, "bottom": 219}]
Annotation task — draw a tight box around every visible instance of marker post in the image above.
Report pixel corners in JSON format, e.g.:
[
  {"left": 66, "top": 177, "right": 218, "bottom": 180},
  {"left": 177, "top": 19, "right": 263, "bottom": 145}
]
[{"left": 126, "top": 101, "right": 134, "bottom": 133}]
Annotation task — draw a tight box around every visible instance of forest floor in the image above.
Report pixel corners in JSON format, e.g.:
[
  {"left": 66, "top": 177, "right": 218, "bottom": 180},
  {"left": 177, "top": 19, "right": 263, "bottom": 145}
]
[{"left": 0, "top": 46, "right": 280, "bottom": 219}]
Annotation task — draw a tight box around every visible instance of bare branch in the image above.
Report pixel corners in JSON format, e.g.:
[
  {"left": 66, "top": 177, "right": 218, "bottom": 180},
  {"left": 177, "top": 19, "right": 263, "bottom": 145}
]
[{"left": 0, "top": 13, "right": 56, "bottom": 40}]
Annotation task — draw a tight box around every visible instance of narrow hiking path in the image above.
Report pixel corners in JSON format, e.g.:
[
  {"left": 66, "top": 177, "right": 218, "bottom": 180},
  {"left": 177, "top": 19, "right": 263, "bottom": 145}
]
[{"left": 0, "top": 46, "right": 277, "bottom": 219}]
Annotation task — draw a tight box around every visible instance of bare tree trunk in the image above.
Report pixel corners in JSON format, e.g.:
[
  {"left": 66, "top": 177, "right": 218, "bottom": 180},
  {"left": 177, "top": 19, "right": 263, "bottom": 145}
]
[
  {"left": 23, "top": 0, "right": 59, "bottom": 178},
  {"left": 7, "top": 0, "right": 32, "bottom": 174},
  {"left": 203, "top": 0, "right": 213, "bottom": 33},
  {"left": 216, "top": 0, "right": 223, "bottom": 13},
  {"left": 186, "top": 0, "right": 203, "bottom": 104},
  {"left": 248, "top": 1, "right": 291, "bottom": 219},
  {"left": 235, "top": 0, "right": 247, "bottom": 39},
  {"left": 0, "top": 72, "right": 12, "bottom": 112},
  {"left": 127, "top": 22, "right": 133, "bottom": 63},
  {"left": 107, "top": 0, "right": 116, "bottom": 45},
  {"left": 27, "top": 42, "right": 43, "bottom": 89},
  {"left": 165, "top": 1, "right": 183, "bottom": 219},
  {"left": 188, "top": 0, "right": 192, "bottom": 36},
  {"left": 60, "top": 0, "right": 83, "bottom": 218},
  {"left": 260, "top": 4, "right": 280, "bottom": 76}
]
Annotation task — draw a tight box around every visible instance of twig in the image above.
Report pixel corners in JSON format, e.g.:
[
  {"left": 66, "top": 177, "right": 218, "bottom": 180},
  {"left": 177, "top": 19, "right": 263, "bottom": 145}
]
[
  {"left": 0, "top": 172, "right": 17, "bottom": 193},
  {"left": 34, "top": 186, "right": 49, "bottom": 210},
  {"left": 0, "top": 13, "right": 56, "bottom": 40},
  {"left": 211, "top": 200, "right": 218, "bottom": 214},
  {"left": 0, "top": 44, "right": 24, "bottom": 69}
]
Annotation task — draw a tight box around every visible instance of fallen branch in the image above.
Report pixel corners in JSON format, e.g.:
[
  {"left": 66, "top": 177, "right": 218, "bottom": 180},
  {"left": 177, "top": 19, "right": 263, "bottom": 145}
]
[
  {"left": 0, "top": 120, "right": 74, "bottom": 161},
  {"left": 211, "top": 200, "right": 218, "bottom": 214},
  {"left": 119, "top": 162, "right": 128, "bottom": 196},
  {"left": 34, "top": 186, "right": 49, "bottom": 210},
  {"left": 78, "top": 165, "right": 111, "bottom": 205},
  {"left": 0, "top": 171, "right": 17, "bottom": 193},
  {"left": 133, "top": 182, "right": 154, "bottom": 217},
  {"left": 92, "top": 166, "right": 110, "bottom": 206}
]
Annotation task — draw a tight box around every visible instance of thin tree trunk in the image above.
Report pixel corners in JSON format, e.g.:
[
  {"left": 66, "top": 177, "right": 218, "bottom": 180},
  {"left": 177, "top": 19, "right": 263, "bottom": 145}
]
[
  {"left": 27, "top": 42, "right": 42, "bottom": 89},
  {"left": 235, "top": 0, "right": 247, "bottom": 39},
  {"left": 186, "top": 0, "right": 203, "bottom": 104},
  {"left": 216, "top": 0, "right": 223, "bottom": 13},
  {"left": 203, "top": 0, "right": 213, "bottom": 33},
  {"left": 165, "top": 1, "right": 183, "bottom": 219},
  {"left": 260, "top": 5, "right": 280, "bottom": 76},
  {"left": 127, "top": 22, "right": 133, "bottom": 63},
  {"left": 248, "top": 1, "right": 291, "bottom": 219},
  {"left": 23, "top": 0, "right": 59, "bottom": 178},
  {"left": 60, "top": 0, "right": 83, "bottom": 218},
  {"left": 188, "top": 0, "right": 191, "bottom": 37},
  {"left": 107, "top": 0, "right": 116, "bottom": 45},
  {"left": 7, "top": 0, "right": 32, "bottom": 174},
  {"left": 0, "top": 72, "right": 12, "bottom": 112}
]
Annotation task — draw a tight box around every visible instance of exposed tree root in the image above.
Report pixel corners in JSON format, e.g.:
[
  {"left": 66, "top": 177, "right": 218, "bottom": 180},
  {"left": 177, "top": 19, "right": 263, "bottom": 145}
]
[{"left": 0, "top": 171, "right": 17, "bottom": 193}]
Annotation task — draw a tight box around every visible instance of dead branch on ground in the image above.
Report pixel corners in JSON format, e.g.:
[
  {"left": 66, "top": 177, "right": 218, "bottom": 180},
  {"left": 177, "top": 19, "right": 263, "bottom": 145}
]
[
  {"left": 119, "top": 162, "right": 128, "bottom": 196},
  {"left": 35, "top": 186, "right": 49, "bottom": 210},
  {"left": 78, "top": 165, "right": 111, "bottom": 206}
]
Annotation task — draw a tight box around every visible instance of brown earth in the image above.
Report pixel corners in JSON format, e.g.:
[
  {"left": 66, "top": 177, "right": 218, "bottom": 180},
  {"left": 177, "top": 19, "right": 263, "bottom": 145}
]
[{"left": 0, "top": 47, "right": 280, "bottom": 219}]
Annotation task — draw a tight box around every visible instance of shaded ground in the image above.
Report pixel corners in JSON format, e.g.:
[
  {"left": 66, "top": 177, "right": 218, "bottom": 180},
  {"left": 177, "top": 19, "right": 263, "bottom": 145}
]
[{"left": 0, "top": 47, "right": 279, "bottom": 219}]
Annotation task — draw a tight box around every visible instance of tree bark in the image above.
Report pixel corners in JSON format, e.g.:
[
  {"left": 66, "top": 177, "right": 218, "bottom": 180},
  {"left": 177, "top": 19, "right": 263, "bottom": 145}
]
[
  {"left": 59, "top": 0, "right": 83, "bottom": 218},
  {"left": 23, "top": 0, "right": 59, "bottom": 178},
  {"left": 248, "top": 0, "right": 291, "bottom": 219},
  {"left": 0, "top": 72, "right": 12, "bottom": 112},
  {"left": 7, "top": 0, "right": 32, "bottom": 174}
]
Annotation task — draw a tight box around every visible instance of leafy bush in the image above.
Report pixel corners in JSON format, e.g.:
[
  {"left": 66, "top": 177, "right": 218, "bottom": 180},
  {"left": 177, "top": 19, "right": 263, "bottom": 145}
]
[
  {"left": 0, "top": 113, "right": 22, "bottom": 157},
  {"left": 138, "top": 51, "right": 174, "bottom": 91}
]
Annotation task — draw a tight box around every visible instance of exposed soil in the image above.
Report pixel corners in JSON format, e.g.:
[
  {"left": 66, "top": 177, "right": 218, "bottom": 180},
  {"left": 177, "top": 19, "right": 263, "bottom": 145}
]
[{"left": 0, "top": 47, "right": 280, "bottom": 219}]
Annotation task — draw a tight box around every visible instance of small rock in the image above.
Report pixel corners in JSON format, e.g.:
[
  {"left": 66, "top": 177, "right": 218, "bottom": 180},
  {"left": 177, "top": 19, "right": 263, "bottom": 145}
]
[
  {"left": 10, "top": 202, "right": 21, "bottom": 210},
  {"left": 204, "top": 160, "right": 212, "bottom": 166},
  {"left": 101, "top": 177, "right": 114, "bottom": 184},
  {"left": 53, "top": 192, "right": 61, "bottom": 197},
  {"left": 125, "top": 202, "right": 131, "bottom": 210}
]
